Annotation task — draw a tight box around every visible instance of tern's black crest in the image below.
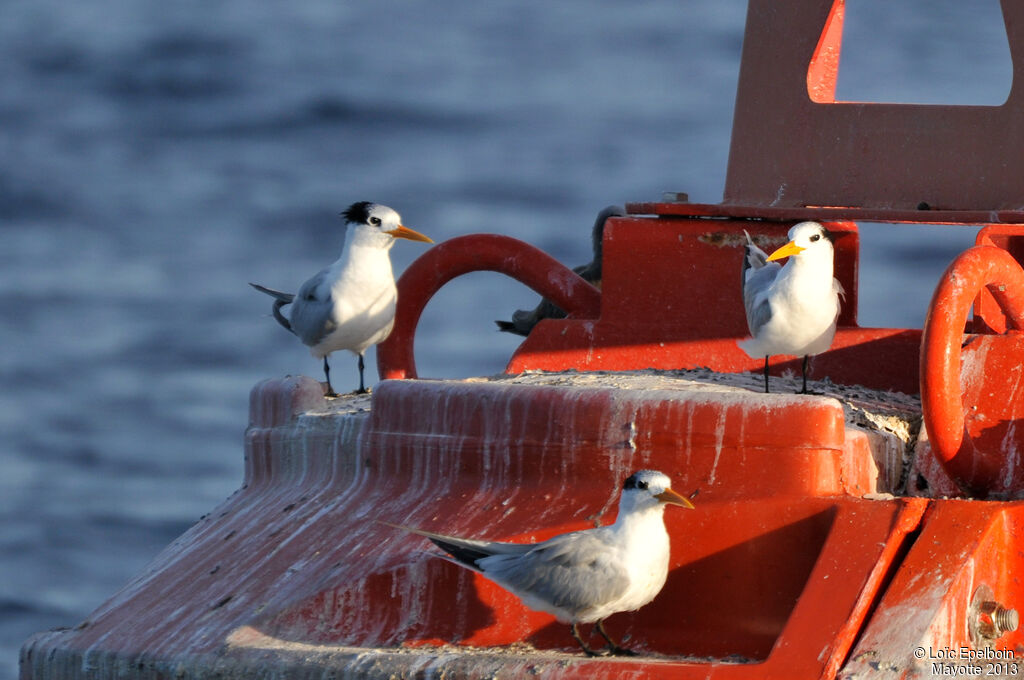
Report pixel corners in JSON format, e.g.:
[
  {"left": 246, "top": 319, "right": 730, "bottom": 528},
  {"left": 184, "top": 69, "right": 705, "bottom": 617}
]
[
  {"left": 623, "top": 471, "right": 651, "bottom": 491},
  {"left": 342, "top": 201, "right": 374, "bottom": 224},
  {"left": 813, "top": 224, "right": 835, "bottom": 243}
]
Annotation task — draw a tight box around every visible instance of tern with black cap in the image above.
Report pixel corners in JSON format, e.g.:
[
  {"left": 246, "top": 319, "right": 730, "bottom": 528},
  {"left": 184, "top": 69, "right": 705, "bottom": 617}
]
[
  {"left": 251, "top": 202, "right": 432, "bottom": 396},
  {"left": 391, "top": 469, "right": 693, "bottom": 656},
  {"left": 739, "top": 221, "right": 844, "bottom": 393}
]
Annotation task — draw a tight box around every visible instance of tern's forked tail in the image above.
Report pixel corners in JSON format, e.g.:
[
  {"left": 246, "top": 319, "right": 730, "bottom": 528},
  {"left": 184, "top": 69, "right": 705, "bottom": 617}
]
[
  {"left": 249, "top": 282, "right": 295, "bottom": 334},
  {"left": 382, "top": 521, "right": 535, "bottom": 572}
]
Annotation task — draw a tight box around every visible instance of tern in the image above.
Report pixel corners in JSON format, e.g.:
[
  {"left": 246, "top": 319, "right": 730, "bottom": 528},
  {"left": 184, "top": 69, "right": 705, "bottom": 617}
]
[
  {"left": 251, "top": 202, "right": 432, "bottom": 396},
  {"left": 495, "top": 205, "right": 625, "bottom": 336},
  {"left": 393, "top": 469, "right": 693, "bottom": 656},
  {"left": 738, "top": 221, "right": 844, "bottom": 394}
]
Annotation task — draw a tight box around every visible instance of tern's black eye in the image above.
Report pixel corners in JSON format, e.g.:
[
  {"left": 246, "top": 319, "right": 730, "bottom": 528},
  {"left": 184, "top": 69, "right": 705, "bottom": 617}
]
[
  {"left": 810, "top": 234, "right": 821, "bottom": 242},
  {"left": 369, "top": 216, "right": 382, "bottom": 226},
  {"left": 624, "top": 473, "right": 651, "bottom": 490}
]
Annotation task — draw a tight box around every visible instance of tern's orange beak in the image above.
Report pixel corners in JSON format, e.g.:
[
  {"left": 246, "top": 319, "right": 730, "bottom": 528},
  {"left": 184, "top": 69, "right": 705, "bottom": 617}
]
[
  {"left": 387, "top": 224, "right": 433, "bottom": 244},
  {"left": 766, "top": 240, "right": 805, "bottom": 262},
  {"left": 655, "top": 487, "right": 695, "bottom": 509}
]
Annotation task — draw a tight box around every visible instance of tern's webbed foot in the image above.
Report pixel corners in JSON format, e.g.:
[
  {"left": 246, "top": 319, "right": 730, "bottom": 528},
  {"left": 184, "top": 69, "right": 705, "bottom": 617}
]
[
  {"left": 571, "top": 623, "right": 611, "bottom": 657},
  {"left": 592, "top": 620, "right": 636, "bottom": 657}
]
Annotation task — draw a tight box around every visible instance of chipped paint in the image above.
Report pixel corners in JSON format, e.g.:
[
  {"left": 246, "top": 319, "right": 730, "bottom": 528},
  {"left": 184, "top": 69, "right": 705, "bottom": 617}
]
[{"left": 697, "top": 231, "right": 787, "bottom": 249}]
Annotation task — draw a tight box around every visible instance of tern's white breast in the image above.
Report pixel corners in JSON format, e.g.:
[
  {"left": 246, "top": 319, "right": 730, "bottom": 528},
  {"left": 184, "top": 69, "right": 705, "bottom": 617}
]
[
  {"left": 312, "top": 245, "right": 398, "bottom": 357},
  {"left": 580, "top": 508, "right": 672, "bottom": 622}
]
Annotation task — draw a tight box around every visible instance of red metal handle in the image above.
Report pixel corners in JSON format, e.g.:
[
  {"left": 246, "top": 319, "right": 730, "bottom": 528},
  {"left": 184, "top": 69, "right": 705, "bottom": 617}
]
[
  {"left": 920, "top": 246, "right": 1024, "bottom": 494},
  {"left": 377, "top": 234, "right": 602, "bottom": 380}
]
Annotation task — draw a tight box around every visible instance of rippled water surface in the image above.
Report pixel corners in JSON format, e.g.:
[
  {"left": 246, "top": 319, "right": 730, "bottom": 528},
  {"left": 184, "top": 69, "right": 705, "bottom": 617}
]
[{"left": 0, "top": 1, "right": 1009, "bottom": 676}]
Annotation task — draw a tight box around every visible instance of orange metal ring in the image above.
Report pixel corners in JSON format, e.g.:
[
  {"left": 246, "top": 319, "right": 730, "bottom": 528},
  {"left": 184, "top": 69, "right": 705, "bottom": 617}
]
[
  {"left": 920, "top": 246, "right": 1024, "bottom": 494},
  {"left": 377, "top": 234, "right": 602, "bottom": 380}
]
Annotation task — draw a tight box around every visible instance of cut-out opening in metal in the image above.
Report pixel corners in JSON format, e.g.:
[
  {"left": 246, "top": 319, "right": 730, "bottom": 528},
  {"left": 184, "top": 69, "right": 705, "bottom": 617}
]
[{"left": 820, "top": 0, "right": 1012, "bottom": 105}]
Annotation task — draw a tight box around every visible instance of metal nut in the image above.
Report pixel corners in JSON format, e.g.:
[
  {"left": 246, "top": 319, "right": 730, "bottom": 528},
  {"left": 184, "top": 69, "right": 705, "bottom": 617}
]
[{"left": 970, "top": 584, "right": 1019, "bottom": 644}]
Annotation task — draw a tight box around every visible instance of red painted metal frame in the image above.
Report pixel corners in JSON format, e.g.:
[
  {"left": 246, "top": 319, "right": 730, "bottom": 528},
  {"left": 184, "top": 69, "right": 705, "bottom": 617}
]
[
  {"left": 505, "top": 216, "right": 898, "bottom": 385},
  {"left": 841, "top": 500, "right": 1024, "bottom": 677},
  {"left": 921, "top": 246, "right": 1024, "bottom": 495},
  {"left": 724, "top": 0, "right": 1024, "bottom": 212},
  {"left": 21, "top": 379, "right": 1024, "bottom": 679},
  {"left": 975, "top": 226, "right": 1024, "bottom": 333},
  {"left": 627, "top": 201, "right": 1024, "bottom": 226},
  {"left": 380, "top": 217, "right": 924, "bottom": 395},
  {"left": 377, "top": 234, "right": 600, "bottom": 380}
]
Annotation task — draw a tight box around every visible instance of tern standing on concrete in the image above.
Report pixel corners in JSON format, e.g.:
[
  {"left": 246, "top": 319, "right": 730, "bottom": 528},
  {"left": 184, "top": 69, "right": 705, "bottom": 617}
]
[
  {"left": 251, "top": 202, "right": 432, "bottom": 396},
  {"left": 738, "top": 221, "right": 844, "bottom": 394},
  {"left": 394, "top": 469, "right": 693, "bottom": 656}
]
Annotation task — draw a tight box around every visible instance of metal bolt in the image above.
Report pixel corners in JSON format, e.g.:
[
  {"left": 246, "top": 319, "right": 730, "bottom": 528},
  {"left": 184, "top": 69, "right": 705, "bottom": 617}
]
[
  {"left": 997, "top": 606, "right": 1019, "bottom": 633},
  {"left": 969, "top": 585, "right": 1019, "bottom": 644},
  {"left": 976, "top": 600, "right": 1019, "bottom": 639}
]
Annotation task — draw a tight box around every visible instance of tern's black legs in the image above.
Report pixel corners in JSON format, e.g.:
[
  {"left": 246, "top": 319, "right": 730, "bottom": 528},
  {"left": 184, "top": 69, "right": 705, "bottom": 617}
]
[
  {"left": 594, "top": 620, "right": 637, "bottom": 656},
  {"left": 323, "top": 357, "right": 338, "bottom": 397},
  {"left": 570, "top": 623, "right": 607, "bottom": 656},
  {"left": 323, "top": 355, "right": 369, "bottom": 397},
  {"left": 355, "top": 354, "right": 368, "bottom": 394},
  {"left": 763, "top": 355, "right": 814, "bottom": 394},
  {"left": 569, "top": 622, "right": 636, "bottom": 657}
]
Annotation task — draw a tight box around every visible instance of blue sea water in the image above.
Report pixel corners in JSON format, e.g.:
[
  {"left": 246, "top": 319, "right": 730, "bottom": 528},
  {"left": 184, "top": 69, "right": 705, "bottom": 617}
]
[{"left": 0, "top": 0, "right": 1014, "bottom": 676}]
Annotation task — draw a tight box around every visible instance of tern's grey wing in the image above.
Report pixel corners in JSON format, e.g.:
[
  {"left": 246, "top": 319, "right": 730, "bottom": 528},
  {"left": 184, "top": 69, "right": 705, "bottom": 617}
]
[
  {"left": 479, "top": 530, "right": 630, "bottom": 616},
  {"left": 741, "top": 232, "right": 778, "bottom": 336},
  {"left": 740, "top": 231, "right": 769, "bottom": 283},
  {"left": 742, "top": 262, "right": 779, "bottom": 337},
  {"left": 289, "top": 269, "right": 336, "bottom": 347}
]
